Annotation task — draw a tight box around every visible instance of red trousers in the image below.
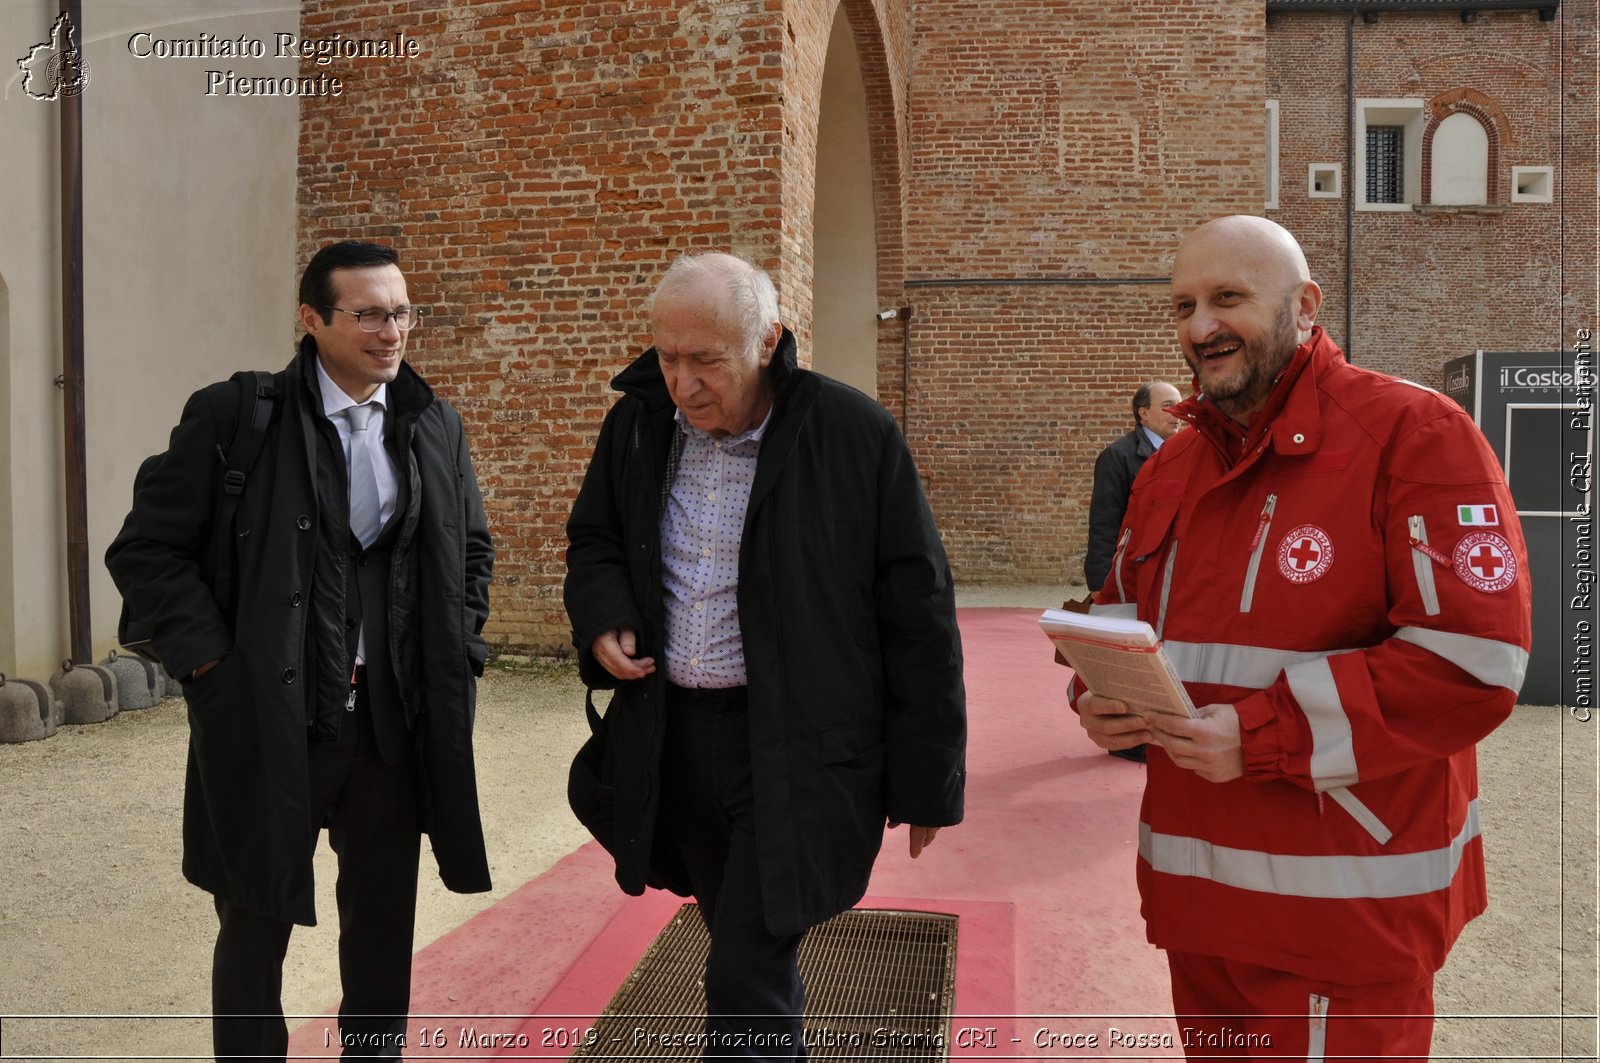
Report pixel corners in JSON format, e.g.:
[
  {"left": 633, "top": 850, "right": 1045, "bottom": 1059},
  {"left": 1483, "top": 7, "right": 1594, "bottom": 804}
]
[{"left": 1167, "top": 952, "right": 1436, "bottom": 1062}]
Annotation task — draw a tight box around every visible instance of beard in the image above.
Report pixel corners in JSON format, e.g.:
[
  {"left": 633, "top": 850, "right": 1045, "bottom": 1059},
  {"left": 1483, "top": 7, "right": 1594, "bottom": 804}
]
[{"left": 1186, "top": 301, "right": 1299, "bottom": 419}]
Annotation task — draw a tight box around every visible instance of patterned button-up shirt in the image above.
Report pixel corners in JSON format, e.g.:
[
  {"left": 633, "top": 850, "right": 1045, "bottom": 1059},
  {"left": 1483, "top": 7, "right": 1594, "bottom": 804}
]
[{"left": 660, "top": 406, "right": 771, "bottom": 688}]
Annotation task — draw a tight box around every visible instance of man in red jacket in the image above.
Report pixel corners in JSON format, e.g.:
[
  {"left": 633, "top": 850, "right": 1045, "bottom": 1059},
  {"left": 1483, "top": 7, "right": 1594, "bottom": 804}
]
[{"left": 1072, "top": 216, "right": 1531, "bottom": 1059}]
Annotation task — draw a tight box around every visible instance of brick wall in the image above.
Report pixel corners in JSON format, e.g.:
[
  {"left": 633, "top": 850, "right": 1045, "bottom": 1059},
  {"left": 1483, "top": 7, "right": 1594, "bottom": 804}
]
[
  {"left": 1267, "top": 7, "right": 1591, "bottom": 387},
  {"left": 896, "top": 0, "right": 1265, "bottom": 582},
  {"left": 298, "top": 0, "right": 799, "bottom": 651},
  {"left": 297, "top": 0, "right": 1589, "bottom": 652}
]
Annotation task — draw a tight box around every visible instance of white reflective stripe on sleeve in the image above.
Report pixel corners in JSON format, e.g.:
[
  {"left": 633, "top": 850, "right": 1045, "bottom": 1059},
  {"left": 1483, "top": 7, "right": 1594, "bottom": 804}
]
[
  {"left": 1138, "top": 799, "right": 1481, "bottom": 899},
  {"left": 1089, "top": 602, "right": 1140, "bottom": 620},
  {"left": 1326, "top": 786, "right": 1394, "bottom": 845},
  {"left": 1394, "top": 626, "right": 1530, "bottom": 693},
  {"left": 1285, "top": 656, "right": 1358, "bottom": 790},
  {"left": 1163, "top": 641, "right": 1346, "bottom": 689}
]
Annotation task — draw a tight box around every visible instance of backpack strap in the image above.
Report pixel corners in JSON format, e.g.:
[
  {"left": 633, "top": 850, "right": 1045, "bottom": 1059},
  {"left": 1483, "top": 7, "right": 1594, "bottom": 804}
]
[{"left": 209, "top": 370, "right": 277, "bottom": 613}]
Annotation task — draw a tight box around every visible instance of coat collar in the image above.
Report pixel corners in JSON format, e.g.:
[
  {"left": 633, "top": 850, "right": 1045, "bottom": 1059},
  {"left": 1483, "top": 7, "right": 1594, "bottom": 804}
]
[
  {"left": 293, "top": 333, "right": 435, "bottom": 420},
  {"left": 1172, "top": 326, "right": 1343, "bottom": 465},
  {"left": 612, "top": 327, "right": 813, "bottom": 516},
  {"left": 612, "top": 325, "right": 802, "bottom": 410}
]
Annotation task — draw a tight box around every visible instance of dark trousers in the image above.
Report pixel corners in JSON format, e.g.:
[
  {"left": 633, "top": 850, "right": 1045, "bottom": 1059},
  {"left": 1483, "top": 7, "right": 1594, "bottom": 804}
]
[
  {"left": 211, "top": 688, "right": 420, "bottom": 1061},
  {"left": 658, "top": 684, "right": 808, "bottom": 1062}
]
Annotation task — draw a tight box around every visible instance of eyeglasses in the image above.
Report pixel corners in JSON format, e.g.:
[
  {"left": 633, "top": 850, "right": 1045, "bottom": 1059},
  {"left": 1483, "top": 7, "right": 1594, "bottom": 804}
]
[{"left": 325, "top": 306, "right": 422, "bottom": 332}]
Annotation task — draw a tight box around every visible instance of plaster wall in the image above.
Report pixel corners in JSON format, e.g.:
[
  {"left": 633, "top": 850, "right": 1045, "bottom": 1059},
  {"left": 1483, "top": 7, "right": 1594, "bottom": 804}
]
[{"left": 0, "top": 1, "right": 298, "bottom": 678}]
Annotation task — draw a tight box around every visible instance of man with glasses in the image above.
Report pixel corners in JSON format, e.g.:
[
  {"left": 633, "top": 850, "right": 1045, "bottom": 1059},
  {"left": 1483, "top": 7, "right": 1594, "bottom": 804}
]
[{"left": 107, "top": 240, "right": 495, "bottom": 1061}]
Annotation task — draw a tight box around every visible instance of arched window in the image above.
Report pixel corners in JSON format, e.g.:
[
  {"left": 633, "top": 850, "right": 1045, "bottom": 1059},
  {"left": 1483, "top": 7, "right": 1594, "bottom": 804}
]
[{"left": 1429, "top": 112, "right": 1489, "bottom": 205}]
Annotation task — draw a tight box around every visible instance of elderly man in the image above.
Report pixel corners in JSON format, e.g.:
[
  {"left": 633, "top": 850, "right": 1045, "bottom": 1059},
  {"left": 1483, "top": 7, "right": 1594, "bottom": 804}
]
[
  {"left": 108, "top": 241, "right": 494, "bottom": 1061},
  {"left": 1072, "top": 216, "right": 1530, "bottom": 1059},
  {"left": 565, "top": 252, "right": 966, "bottom": 1059}
]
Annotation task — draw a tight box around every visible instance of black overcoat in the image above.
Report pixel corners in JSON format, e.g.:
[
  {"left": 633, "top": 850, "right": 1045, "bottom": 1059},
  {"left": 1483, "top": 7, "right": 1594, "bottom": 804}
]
[
  {"left": 564, "top": 329, "right": 966, "bottom": 937},
  {"left": 106, "top": 341, "right": 494, "bottom": 925}
]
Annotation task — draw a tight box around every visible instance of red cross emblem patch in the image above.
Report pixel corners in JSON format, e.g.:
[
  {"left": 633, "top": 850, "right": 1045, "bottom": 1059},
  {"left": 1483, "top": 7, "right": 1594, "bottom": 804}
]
[
  {"left": 1453, "top": 531, "right": 1518, "bottom": 593},
  {"left": 1277, "top": 525, "right": 1334, "bottom": 584}
]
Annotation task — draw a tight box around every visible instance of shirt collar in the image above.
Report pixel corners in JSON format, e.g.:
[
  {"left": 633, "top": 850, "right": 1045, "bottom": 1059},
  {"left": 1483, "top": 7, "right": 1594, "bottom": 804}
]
[
  {"left": 1141, "top": 425, "right": 1166, "bottom": 450},
  {"left": 674, "top": 402, "right": 774, "bottom": 448},
  {"left": 314, "top": 356, "right": 387, "bottom": 419}
]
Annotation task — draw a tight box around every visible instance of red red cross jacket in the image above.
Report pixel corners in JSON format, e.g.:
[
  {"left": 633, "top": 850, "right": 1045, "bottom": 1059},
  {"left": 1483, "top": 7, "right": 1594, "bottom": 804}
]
[{"left": 1073, "top": 328, "right": 1532, "bottom": 986}]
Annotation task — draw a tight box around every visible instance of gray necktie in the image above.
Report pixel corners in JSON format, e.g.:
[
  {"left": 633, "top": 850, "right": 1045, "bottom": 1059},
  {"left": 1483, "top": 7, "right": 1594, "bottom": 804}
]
[{"left": 345, "top": 403, "right": 381, "bottom": 548}]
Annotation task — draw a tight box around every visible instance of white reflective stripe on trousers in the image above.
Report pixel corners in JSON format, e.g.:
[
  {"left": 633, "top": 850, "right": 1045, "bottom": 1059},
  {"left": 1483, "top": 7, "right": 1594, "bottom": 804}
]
[
  {"left": 1307, "top": 994, "right": 1330, "bottom": 1063},
  {"left": 1138, "top": 799, "right": 1481, "bottom": 899}
]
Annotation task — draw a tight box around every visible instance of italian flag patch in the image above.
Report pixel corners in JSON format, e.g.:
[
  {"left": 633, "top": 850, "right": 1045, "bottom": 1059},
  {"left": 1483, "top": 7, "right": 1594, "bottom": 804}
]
[{"left": 1457, "top": 504, "right": 1500, "bottom": 527}]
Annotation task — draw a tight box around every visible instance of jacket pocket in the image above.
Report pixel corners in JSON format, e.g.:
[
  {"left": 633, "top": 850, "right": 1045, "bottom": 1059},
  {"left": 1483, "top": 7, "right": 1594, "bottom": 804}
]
[
  {"left": 1126, "top": 496, "right": 1182, "bottom": 636},
  {"left": 1240, "top": 493, "right": 1277, "bottom": 614},
  {"left": 1407, "top": 515, "right": 1442, "bottom": 617},
  {"left": 821, "top": 723, "right": 884, "bottom": 765},
  {"left": 1325, "top": 785, "right": 1394, "bottom": 845},
  {"left": 1110, "top": 527, "right": 1132, "bottom": 601}
]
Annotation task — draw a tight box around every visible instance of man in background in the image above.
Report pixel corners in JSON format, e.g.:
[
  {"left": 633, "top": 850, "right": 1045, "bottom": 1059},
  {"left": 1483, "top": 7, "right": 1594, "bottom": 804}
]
[
  {"left": 1083, "top": 380, "right": 1181, "bottom": 762},
  {"left": 1084, "top": 380, "right": 1183, "bottom": 594}
]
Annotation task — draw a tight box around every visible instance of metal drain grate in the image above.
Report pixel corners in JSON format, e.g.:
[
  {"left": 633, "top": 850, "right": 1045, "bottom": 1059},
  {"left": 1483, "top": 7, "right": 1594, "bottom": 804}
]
[{"left": 571, "top": 906, "right": 958, "bottom": 1061}]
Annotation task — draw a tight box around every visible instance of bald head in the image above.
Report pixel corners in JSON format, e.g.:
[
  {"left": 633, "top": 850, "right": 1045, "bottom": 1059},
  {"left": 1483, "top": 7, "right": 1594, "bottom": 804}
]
[
  {"left": 1169, "top": 216, "right": 1323, "bottom": 423},
  {"left": 1175, "top": 215, "right": 1312, "bottom": 291}
]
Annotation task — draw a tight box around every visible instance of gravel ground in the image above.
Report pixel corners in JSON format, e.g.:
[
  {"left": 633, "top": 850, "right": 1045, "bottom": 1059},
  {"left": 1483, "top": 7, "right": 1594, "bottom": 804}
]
[{"left": 1, "top": 590, "right": 1595, "bottom": 1062}]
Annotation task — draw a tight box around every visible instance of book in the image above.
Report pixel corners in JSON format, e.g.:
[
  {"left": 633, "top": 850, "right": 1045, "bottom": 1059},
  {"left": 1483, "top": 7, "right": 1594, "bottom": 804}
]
[{"left": 1038, "top": 608, "right": 1198, "bottom": 718}]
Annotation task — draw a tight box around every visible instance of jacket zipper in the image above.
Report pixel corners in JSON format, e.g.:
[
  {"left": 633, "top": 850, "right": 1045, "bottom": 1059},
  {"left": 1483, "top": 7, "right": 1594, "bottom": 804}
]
[
  {"left": 1239, "top": 493, "right": 1277, "bottom": 613},
  {"left": 1408, "top": 515, "right": 1443, "bottom": 617},
  {"left": 1155, "top": 541, "right": 1179, "bottom": 640},
  {"left": 1111, "top": 527, "right": 1132, "bottom": 601},
  {"left": 1307, "top": 993, "right": 1330, "bottom": 1063}
]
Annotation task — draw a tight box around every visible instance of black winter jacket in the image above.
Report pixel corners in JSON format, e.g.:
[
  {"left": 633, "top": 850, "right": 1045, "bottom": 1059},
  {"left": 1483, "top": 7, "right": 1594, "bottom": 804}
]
[
  {"left": 564, "top": 329, "right": 966, "bottom": 936},
  {"left": 106, "top": 340, "right": 494, "bottom": 924}
]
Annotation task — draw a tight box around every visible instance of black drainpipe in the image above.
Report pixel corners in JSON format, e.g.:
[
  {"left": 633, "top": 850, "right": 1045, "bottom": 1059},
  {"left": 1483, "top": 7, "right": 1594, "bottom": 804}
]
[
  {"left": 1345, "top": 12, "right": 1356, "bottom": 361},
  {"left": 61, "top": 0, "right": 91, "bottom": 665}
]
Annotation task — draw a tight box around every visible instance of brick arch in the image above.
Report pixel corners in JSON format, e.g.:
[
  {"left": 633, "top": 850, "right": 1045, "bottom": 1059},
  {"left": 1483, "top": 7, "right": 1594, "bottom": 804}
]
[
  {"left": 836, "top": 0, "right": 907, "bottom": 305},
  {"left": 1421, "top": 87, "right": 1513, "bottom": 203},
  {"left": 837, "top": 0, "right": 909, "bottom": 411},
  {"left": 779, "top": 0, "right": 908, "bottom": 406}
]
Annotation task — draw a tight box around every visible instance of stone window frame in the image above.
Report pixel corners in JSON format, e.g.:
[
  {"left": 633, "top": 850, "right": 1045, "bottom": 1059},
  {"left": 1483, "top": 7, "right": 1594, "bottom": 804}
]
[
  {"left": 1355, "top": 98, "right": 1426, "bottom": 211},
  {"left": 1266, "top": 99, "right": 1281, "bottom": 211},
  {"left": 1308, "top": 163, "right": 1342, "bottom": 199},
  {"left": 1511, "top": 166, "right": 1554, "bottom": 204}
]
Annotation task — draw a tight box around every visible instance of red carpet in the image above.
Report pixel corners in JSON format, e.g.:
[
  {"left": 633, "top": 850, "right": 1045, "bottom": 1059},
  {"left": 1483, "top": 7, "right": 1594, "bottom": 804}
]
[{"left": 288, "top": 608, "right": 1174, "bottom": 1058}]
